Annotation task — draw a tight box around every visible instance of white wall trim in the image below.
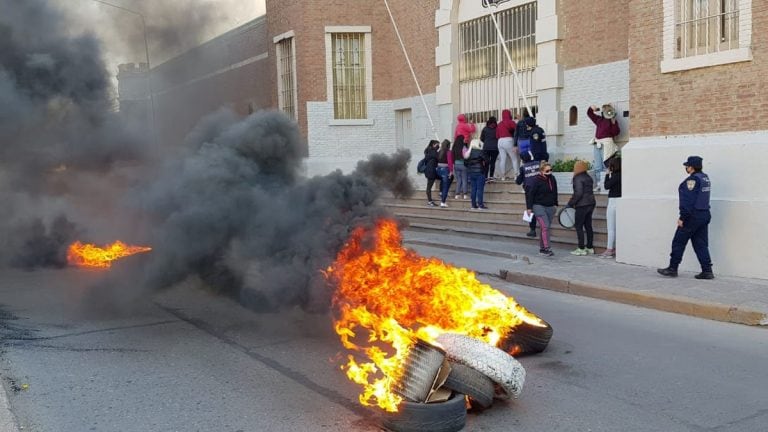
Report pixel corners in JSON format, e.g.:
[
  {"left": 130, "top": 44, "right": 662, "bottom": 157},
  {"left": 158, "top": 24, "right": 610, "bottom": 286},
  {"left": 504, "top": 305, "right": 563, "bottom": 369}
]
[
  {"left": 324, "top": 26, "right": 374, "bottom": 119},
  {"left": 661, "top": 0, "right": 752, "bottom": 73},
  {"left": 273, "top": 30, "right": 295, "bottom": 44},
  {"left": 325, "top": 25, "right": 371, "bottom": 33},
  {"left": 328, "top": 119, "right": 375, "bottom": 126}
]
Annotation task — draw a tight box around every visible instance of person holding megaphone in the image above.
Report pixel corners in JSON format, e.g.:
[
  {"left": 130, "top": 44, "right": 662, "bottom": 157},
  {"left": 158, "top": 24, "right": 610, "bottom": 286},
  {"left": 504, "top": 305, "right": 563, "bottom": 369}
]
[{"left": 587, "top": 104, "right": 620, "bottom": 191}]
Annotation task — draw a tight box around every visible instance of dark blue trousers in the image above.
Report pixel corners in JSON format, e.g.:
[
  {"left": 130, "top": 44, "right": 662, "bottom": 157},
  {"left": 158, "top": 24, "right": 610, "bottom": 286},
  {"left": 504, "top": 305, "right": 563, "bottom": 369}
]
[{"left": 669, "top": 211, "right": 712, "bottom": 271}]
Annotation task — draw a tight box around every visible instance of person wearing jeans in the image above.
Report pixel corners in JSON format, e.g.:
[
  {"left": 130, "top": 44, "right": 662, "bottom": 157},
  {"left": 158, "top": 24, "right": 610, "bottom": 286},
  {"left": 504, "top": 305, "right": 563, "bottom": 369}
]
[
  {"left": 450, "top": 136, "right": 468, "bottom": 199},
  {"left": 601, "top": 157, "right": 622, "bottom": 257},
  {"left": 525, "top": 162, "right": 559, "bottom": 256},
  {"left": 567, "top": 160, "right": 597, "bottom": 255},
  {"left": 463, "top": 139, "right": 487, "bottom": 209},
  {"left": 436, "top": 140, "right": 453, "bottom": 207}
]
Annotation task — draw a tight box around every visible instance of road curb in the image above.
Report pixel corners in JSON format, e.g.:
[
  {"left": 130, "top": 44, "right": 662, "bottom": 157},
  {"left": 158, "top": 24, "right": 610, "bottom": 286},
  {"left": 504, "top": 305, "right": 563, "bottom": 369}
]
[
  {"left": 501, "top": 270, "right": 768, "bottom": 326},
  {"left": 0, "top": 379, "right": 19, "bottom": 432}
]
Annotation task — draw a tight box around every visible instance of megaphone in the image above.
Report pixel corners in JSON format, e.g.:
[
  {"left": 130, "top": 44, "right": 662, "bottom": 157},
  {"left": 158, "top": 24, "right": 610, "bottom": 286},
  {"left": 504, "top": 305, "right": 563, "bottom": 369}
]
[{"left": 601, "top": 104, "right": 616, "bottom": 120}]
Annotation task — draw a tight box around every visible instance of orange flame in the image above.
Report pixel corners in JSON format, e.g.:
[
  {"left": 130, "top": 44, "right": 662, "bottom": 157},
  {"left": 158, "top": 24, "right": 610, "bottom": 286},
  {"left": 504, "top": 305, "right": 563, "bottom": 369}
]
[
  {"left": 67, "top": 241, "right": 152, "bottom": 268},
  {"left": 327, "top": 219, "right": 543, "bottom": 412}
]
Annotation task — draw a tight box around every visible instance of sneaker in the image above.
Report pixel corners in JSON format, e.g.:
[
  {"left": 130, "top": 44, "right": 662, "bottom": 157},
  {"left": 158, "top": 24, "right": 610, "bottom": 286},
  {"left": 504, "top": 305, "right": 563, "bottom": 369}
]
[
  {"left": 657, "top": 267, "right": 678, "bottom": 277},
  {"left": 454, "top": 195, "right": 460, "bottom": 200},
  {"left": 526, "top": 229, "right": 536, "bottom": 238},
  {"left": 570, "top": 248, "right": 587, "bottom": 256},
  {"left": 585, "top": 248, "right": 595, "bottom": 255},
  {"left": 470, "top": 206, "right": 479, "bottom": 210},
  {"left": 427, "top": 201, "right": 438, "bottom": 207},
  {"left": 694, "top": 271, "right": 715, "bottom": 280},
  {"left": 539, "top": 248, "right": 554, "bottom": 257},
  {"left": 478, "top": 204, "right": 488, "bottom": 210},
  {"left": 599, "top": 249, "right": 615, "bottom": 258},
  {"left": 440, "top": 202, "right": 448, "bottom": 208},
  {"left": 463, "top": 194, "right": 468, "bottom": 199}
]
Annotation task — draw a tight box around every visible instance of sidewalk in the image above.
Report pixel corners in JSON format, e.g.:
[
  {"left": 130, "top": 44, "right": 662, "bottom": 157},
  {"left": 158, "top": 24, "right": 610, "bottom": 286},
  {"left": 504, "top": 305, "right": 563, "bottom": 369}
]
[{"left": 402, "top": 229, "right": 768, "bottom": 326}]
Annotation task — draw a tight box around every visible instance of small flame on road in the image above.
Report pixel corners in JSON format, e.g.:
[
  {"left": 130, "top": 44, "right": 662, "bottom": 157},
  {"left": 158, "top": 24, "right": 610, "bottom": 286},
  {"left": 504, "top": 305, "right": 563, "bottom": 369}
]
[
  {"left": 327, "top": 219, "right": 543, "bottom": 412},
  {"left": 67, "top": 241, "right": 152, "bottom": 268}
]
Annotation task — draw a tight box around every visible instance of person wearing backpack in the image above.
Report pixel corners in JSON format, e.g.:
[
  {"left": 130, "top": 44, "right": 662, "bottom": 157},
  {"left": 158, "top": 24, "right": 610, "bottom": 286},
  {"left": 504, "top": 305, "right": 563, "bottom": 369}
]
[{"left": 423, "top": 140, "right": 440, "bottom": 206}]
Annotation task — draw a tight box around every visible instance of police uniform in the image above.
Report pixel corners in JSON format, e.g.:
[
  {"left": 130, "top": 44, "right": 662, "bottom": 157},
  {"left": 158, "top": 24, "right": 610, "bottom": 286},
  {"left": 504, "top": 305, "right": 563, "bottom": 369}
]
[
  {"left": 516, "top": 159, "right": 541, "bottom": 234},
  {"left": 658, "top": 156, "right": 714, "bottom": 279}
]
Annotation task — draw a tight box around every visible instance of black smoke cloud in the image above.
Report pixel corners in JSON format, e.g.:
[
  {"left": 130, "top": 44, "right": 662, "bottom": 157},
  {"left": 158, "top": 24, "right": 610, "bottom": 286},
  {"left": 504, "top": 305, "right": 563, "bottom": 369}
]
[
  {"left": 98, "top": 109, "right": 413, "bottom": 313},
  {"left": 0, "top": 0, "right": 147, "bottom": 268}
]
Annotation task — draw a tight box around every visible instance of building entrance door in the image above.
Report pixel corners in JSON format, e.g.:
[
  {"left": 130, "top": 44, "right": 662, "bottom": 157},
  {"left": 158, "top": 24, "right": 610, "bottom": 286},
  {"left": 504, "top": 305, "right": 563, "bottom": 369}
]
[{"left": 395, "top": 109, "right": 412, "bottom": 150}]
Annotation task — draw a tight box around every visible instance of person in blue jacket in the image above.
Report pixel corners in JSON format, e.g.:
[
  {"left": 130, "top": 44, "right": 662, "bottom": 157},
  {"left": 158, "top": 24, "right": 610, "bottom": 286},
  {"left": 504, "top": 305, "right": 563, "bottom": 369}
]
[{"left": 658, "top": 156, "right": 714, "bottom": 279}]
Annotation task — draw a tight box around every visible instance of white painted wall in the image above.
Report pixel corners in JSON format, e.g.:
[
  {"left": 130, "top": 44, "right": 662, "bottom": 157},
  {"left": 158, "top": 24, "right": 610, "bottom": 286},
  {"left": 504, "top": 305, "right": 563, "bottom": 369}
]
[
  {"left": 304, "top": 94, "right": 443, "bottom": 184},
  {"left": 619, "top": 131, "right": 768, "bottom": 279},
  {"left": 559, "top": 60, "right": 629, "bottom": 163}
]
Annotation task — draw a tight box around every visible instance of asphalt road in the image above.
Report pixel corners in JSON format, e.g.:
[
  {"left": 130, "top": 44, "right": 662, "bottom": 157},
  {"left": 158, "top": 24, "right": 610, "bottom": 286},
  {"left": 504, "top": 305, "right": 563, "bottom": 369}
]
[{"left": 1, "top": 267, "right": 767, "bottom": 432}]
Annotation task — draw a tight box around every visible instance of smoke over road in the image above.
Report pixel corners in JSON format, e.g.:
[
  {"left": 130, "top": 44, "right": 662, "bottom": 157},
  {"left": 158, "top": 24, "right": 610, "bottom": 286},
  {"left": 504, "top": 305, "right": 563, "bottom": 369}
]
[{"left": 0, "top": 0, "right": 415, "bottom": 313}]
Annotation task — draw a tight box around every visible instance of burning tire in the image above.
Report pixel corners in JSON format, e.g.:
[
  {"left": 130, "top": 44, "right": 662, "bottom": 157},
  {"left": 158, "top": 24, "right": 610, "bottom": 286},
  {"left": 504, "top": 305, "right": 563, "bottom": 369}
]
[
  {"left": 500, "top": 318, "right": 554, "bottom": 356},
  {"left": 442, "top": 362, "right": 494, "bottom": 409},
  {"left": 381, "top": 392, "right": 467, "bottom": 432},
  {"left": 436, "top": 333, "right": 525, "bottom": 399}
]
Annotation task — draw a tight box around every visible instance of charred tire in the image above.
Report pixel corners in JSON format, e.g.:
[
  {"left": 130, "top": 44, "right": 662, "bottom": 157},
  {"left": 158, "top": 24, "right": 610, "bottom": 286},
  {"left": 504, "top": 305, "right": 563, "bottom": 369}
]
[
  {"left": 436, "top": 333, "right": 525, "bottom": 400},
  {"left": 381, "top": 393, "right": 467, "bottom": 432},
  {"left": 443, "top": 362, "right": 494, "bottom": 409},
  {"left": 500, "top": 319, "right": 554, "bottom": 356}
]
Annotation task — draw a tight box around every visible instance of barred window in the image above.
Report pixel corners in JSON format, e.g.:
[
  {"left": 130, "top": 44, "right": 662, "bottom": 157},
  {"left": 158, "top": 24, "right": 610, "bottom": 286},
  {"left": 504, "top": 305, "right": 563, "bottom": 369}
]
[
  {"left": 331, "top": 33, "right": 367, "bottom": 119},
  {"left": 276, "top": 37, "right": 297, "bottom": 120},
  {"left": 675, "top": 0, "right": 739, "bottom": 58},
  {"left": 459, "top": 2, "right": 537, "bottom": 82}
]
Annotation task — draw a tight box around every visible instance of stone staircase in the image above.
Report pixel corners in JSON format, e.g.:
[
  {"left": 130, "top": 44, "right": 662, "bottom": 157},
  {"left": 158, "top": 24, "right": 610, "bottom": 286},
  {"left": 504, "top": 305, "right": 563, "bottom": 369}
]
[{"left": 379, "top": 180, "right": 609, "bottom": 249}]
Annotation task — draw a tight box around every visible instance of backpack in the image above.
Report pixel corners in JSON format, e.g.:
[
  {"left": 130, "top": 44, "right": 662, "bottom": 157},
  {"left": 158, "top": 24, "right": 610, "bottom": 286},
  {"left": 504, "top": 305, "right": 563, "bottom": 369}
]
[{"left": 417, "top": 158, "right": 427, "bottom": 174}]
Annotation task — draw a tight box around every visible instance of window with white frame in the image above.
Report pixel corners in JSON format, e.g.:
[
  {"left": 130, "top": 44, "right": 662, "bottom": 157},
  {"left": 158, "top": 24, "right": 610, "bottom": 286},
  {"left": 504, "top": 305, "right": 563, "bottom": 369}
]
[
  {"left": 675, "top": 0, "right": 739, "bottom": 58},
  {"left": 275, "top": 34, "right": 297, "bottom": 120},
  {"left": 327, "top": 30, "right": 370, "bottom": 120},
  {"left": 662, "top": 0, "right": 751, "bottom": 72}
]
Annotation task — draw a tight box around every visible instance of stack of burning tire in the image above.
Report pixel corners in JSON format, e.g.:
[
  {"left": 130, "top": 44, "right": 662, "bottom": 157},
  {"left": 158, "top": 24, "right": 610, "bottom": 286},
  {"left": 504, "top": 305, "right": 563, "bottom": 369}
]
[{"left": 382, "top": 320, "right": 553, "bottom": 432}]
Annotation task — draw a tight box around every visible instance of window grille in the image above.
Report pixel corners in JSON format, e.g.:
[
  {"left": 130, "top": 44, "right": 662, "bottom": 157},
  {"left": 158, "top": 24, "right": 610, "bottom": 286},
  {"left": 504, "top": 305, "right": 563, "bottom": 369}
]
[
  {"left": 331, "top": 33, "right": 367, "bottom": 119},
  {"left": 276, "top": 37, "right": 297, "bottom": 120},
  {"left": 675, "top": 0, "right": 739, "bottom": 58},
  {"left": 459, "top": 2, "right": 537, "bottom": 82}
]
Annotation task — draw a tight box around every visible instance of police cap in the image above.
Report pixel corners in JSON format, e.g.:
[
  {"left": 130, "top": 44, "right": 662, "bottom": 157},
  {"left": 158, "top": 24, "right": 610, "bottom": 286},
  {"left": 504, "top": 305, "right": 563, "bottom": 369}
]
[{"left": 683, "top": 156, "right": 703, "bottom": 168}]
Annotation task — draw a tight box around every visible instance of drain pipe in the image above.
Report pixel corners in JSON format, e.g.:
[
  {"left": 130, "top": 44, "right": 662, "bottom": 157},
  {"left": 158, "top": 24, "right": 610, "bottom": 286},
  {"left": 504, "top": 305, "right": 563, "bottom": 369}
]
[{"left": 383, "top": 0, "right": 441, "bottom": 141}]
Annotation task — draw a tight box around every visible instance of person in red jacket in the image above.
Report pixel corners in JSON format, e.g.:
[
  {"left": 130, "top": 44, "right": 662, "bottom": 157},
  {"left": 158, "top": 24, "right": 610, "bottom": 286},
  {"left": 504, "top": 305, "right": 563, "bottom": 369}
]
[
  {"left": 454, "top": 114, "right": 476, "bottom": 144},
  {"left": 496, "top": 109, "right": 517, "bottom": 180}
]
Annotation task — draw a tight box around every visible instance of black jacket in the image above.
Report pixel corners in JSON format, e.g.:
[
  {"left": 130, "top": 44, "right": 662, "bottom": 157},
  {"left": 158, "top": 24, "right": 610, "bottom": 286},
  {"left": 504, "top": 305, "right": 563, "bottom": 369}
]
[
  {"left": 568, "top": 172, "right": 596, "bottom": 208},
  {"left": 604, "top": 171, "right": 621, "bottom": 198},
  {"left": 481, "top": 126, "right": 498, "bottom": 152},
  {"left": 465, "top": 148, "right": 486, "bottom": 175},
  {"left": 526, "top": 174, "right": 559, "bottom": 209},
  {"left": 424, "top": 147, "right": 438, "bottom": 180}
]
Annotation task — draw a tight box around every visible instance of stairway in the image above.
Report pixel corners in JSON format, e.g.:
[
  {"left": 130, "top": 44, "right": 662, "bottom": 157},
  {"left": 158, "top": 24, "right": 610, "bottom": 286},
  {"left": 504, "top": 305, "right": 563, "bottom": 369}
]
[{"left": 379, "top": 180, "right": 610, "bottom": 249}]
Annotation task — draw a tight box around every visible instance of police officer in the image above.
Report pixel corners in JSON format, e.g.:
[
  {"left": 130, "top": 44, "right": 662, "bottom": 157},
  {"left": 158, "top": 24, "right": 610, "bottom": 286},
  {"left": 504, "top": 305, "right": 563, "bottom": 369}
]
[
  {"left": 657, "top": 156, "right": 714, "bottom": 279},
  {"left": 515, "top": 152, "right": 542, "bottom": 237}
]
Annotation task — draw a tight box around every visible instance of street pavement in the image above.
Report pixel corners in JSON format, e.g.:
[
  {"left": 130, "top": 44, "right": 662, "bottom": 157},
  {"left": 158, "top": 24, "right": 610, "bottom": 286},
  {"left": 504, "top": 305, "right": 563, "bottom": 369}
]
[
  {"left": 1, "top": 247, "right": 767, "bottom": 431},
  {"left": 403, "top": 229, "right": 768, "bottom": 326}
]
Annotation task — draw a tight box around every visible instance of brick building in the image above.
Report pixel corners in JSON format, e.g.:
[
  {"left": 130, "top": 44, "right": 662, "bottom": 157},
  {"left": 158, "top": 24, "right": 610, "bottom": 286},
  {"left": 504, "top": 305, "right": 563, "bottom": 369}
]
[{"left": 116, "top": 0, "right": 765, "bottom": 278}]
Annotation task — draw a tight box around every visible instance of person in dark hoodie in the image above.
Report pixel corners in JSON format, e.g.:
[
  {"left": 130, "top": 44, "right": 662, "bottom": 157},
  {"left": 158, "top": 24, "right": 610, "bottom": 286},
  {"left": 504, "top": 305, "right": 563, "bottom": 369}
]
[
  {"left": 436, "top": 139, "right": 453, "bottom": 207},
  {"left": 517, "top": 116, "right": 548, "bottom": 162},
  {"left": 526, "top": 161, "right": 558, "bottom": 256},
  {"left": 454, "top": 113, "right": 476, "bottom": 144},
  {"left": 481, "top": 116, "right": 499, "bottom": 181},
  {"left": 566, "top": 160, "right": 597, "bottom": 256},
  {"left": 463, "top": 138, "right": 488, "bottom": 210},
  {"left": 495, "top": 109, "right": 517, "bottom": 180},
  {"left": 423, "top": 140, "right": 440, "bottom": 207},
  {"left": 515, "top": 152, "right": 540, "bottom": 237}
]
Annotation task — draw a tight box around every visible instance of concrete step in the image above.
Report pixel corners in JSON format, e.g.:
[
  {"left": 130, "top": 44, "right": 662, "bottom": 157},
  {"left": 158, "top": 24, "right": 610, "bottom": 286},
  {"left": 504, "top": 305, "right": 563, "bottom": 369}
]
[
  {"left": 397, "top": 212, "right": 608, "bottom": 241},
  {"left": 384, "top": 190, "right": 609, "bottom": 207},
  {"left": 407, "top": 223, "right": 608, "bottom": 249},
  {"left": 384, "top": 202, "right": 608, "bottom": 225}
]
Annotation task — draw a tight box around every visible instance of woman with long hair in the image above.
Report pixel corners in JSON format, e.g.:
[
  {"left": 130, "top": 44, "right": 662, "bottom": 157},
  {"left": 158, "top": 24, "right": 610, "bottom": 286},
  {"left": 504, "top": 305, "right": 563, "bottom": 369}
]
[
  {"left": 567, "top": 160, "right": 596, "bottom": 256},
  {"left": 463, "top": 139, "right": 488, "bottom": 210},
  {"left": 436, "top": 139, "right": 453, "bottom": 207},
  {"left": 600, "top": 156, "right": 622, "bottom": 257},
  {"left": 423, "top": 140, "right": 440, "bottom": 206},
  {"left": 525, "top": 161, "right": 558, "bottom": 256},
  {"left": 451, "top": 136, "right": 468, "bottom": 200}
]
